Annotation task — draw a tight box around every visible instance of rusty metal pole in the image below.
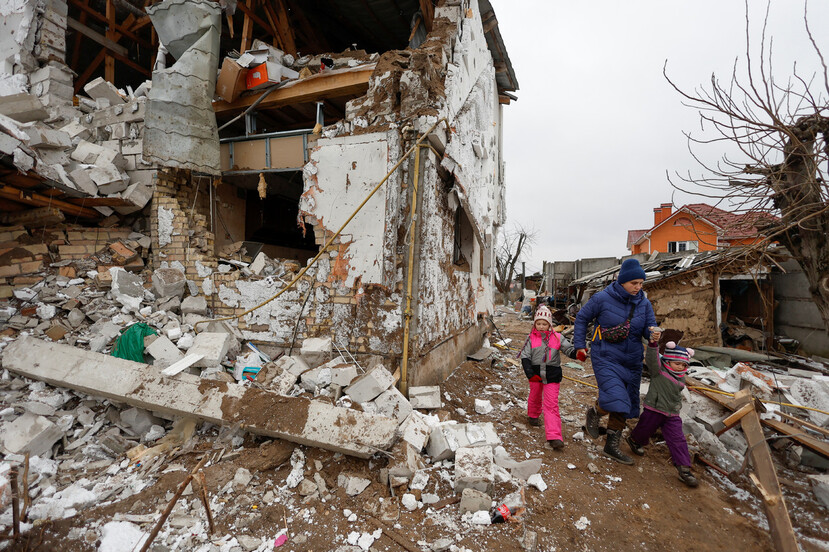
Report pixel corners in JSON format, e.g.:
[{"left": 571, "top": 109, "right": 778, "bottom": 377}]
[{"left": 400, "top": 143, "right": 425, "bottom": 397}]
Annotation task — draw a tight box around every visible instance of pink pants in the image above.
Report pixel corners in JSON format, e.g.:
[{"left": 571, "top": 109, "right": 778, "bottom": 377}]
[{"left": 527, "top": 381, "right": 562, "bottom": 440}]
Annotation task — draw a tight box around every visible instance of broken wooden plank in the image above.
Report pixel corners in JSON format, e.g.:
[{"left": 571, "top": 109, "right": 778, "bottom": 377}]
[
  {"left": 777, "top": 411, "right": 829, "bottom": 438},
  {"left": 1, "top": 337, "right": 397, "bottom": 458},
  {"left": 713, "top": 402, "right": 755, "bottom": 436},
  {"left": 212, "top": 64, "right": 375, "bottom": 114},
  {"left": 733, "top": 389, "right": 799, "bottom": 552},
  {"left": 0, "top": 184, "right": 100, "bottom": 219},
  {"left": 688, "top": 378, "right": 829, "bottom": 460},
  {"left": 67, "top": 17, "right": 129, "bottom": 57}
]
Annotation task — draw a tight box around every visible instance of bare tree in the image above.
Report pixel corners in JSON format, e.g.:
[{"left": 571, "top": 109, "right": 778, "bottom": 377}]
[
  {"left": 666, "top": 2, "right": 829, "bottom": 333},
  {"left": 494, "top": 224, "right": 537, "bottom": 297}
]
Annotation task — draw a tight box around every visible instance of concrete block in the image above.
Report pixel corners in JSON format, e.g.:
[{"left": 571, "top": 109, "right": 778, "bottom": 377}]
[
  {"left": 110, "top": 268, "right": 143, "bottom": 298},
  {"left": 3, "top": 337, "right": 398, "bottom": 458},
  {"left": 330, "top": 364, "right": 359, "bottom": 386},
  {"left": 300, "top": 336, "right": 331, "bottom": 367},
  {"left": 409, "top": 386, "right": 441, "bottom": 409},
  {"left": 426, "top": 423, "right": 500, "bottom": 461},
  {"left": 400, "top": 411, "right": 431, "bottom": 450},
  {"left": 493, "top": 446, "right": 541, "bottom": 481},
  {"left": 120, "top": 407, "right": 162, "bottom": 436},
  {"left": 299, "top": 365, "right": 331, "bottom": 392},
  {"left": 372, "top": 386, "right": 412, "bottom": 423},
  {"left": 808, "top": 474, "right": 829, "bottom": 510},
  {"left": 181, "top": 296, "right": 207, "bottom": 315},
  {"left": 274, "top": 354, "right": 311, "bottom": 378},
  {"left": 387, "top": 440, "right": 425, "bottom": 480},
  {"left": 0, "top": 93, "right": 49, "bottom": 122},
  {"left": 337, "top": 473, "right": 371, "bottom": 496},
  {"left": 454, "top": 446, "right": 494, "bottom": 495},
  {"left": 83, "top": 77, "right": 126, "bottom": 105},
  {"left": 24, "top": 125, "right": 71, "bottom": 148},
  {"left": 0, "top": 413, "right": 63, "bottom": 457},
  {"left": 146, "top": 335, "right": 184, "bottom": 365},
  {"left": 268, "top": 367, "right": 297, "bottom": 396},
  {"left": 70, "top": 139, "right": 104, "bottom": 163},
  {"left": 249, "top": 252, "right": 267, "bottom": 275},
  {"left": 152, "top": 268, "right": 186, "bottom": 298},
  {"left": 113, "top": 182, "right": 152, "bottom": 214},
  {"left": 345, "top": 364, "right": 395, "bottom": 404},
  {"left": 459, "top": 488, "right": 491, "bottom": 514},
  {"left": 189, "top": 332, "right": 232, "bottom": 367},
  {"left": 68, "top": 168, "right": 98, "bottom": 196},
  {"left": 0, "top": 132, "right": 22, "bottom": 155},
  {"left": 29, "top": 63, "right": 73, "bottom": 85}
]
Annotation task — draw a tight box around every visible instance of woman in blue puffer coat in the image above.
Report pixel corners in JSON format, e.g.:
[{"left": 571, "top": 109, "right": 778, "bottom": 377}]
[{"left": 573, "top": 258, "right": 657, "bottom": 465}]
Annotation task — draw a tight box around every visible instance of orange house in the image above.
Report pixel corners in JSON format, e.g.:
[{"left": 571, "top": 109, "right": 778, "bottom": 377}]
[{"left": 627, "top": 203, "right": 773, "bottom": 255}]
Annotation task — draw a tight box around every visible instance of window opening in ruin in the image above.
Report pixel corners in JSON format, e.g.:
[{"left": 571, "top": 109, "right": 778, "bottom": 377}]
[
  {"left": 719, "top": 278, "right": 772, "bottom": 351},
  {"left": 215, "top": 171, "right": 319, "bottom": 264},
  {"left": 452, "top": 207, "right": 474, "bottom": 270},
  {"left": 668, "top": 240, "right": 698, "bottom": 253}
]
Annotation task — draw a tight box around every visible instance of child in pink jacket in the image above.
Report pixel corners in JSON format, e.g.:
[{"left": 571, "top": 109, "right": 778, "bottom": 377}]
[{"left": 519, "top": 305, "right": 577, "bottom": 449}]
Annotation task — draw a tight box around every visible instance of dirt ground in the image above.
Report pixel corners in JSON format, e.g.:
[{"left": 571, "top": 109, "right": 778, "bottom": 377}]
[{"left": 6, "top": 308, "right": 828, "bottom": 552}]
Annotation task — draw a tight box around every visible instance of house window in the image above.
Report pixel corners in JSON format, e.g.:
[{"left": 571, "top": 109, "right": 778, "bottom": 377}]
[{"left": 668, "top": 240, "right": 699, "bottom": 253}]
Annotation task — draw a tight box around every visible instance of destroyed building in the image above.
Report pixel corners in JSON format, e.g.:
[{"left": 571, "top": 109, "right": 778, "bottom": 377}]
[{"left": 0, "top": 0, "right": 519, "bottom": 386}]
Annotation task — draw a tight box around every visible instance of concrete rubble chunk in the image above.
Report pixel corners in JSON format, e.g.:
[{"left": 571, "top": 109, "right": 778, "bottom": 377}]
[
  {"left": 345, "top": 364, "right": 395, "bottom": 404},
  {"left": 0, "top": 413, "right": 63, "bottom": 457},
  {"left": 2, "top": 337, "right": 397, "bottom": 458},
  {"left": 300, "top": 365, "right": 332, "bottom": 393},
  {"left": 387, "top": 440, "right": 425, "bottom": 480},
  {"left": 808, "top": 474, "right": 829, "bottom": 510},
  {"left": 152, "top": 268, "right": 186, "bottom": 298},
  {"left": 0, "top": 93, "right": 49, "bottom": 122},
  {"left": 300, "top": 336, "right": 332, "bottom": 367},
  {"left": 274, "top": 354, "right": 311, "bottom": 377},
  {"left": 338, "top": 473, "right": 371, "bottom": 496},
  {"left": 460, "top": 487, "right": 491, "bottom": 514},
  {"left": 372, "top": 386, "right": 413, "bottom": 423},
  {"left": 146, "top": 334, "right": 184, "bottom": 365},
  {"left": 84, "top": 77, "right": 126, "bottom": 105},
  {"left": 493, "top": 445, "right": 542, "bottom": 481},
  {"left": 188, "top": 332, "right": 231, "bottom": 367},
  {"left": 427, "top": 422, "right": 501, "bottom": 461},
  {"left": 330, "top": 364, "right": 359, "bottom": 386},
  {"left": 181, "top": 296, "right": 208, "bottom": 315},
  {"left": 454, "top": 446, "right": 494, "bottom": 495},
  {"left": 409, "top": 386, "right": 441, "bottom": 409},
  {"left": 400, "top": 411, "right": 432, "bottom": 450},
  {"left": 120, "top": 407, "right": 163, "bottom": 436}
]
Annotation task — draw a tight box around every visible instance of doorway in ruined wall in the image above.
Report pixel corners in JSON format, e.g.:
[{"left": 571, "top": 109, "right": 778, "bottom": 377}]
[
  {"left": 213, "top": 171, "right": 319, "bottom": 264},
  {"left": 719, "top": 276, "right": 774, "bottom": 351}
]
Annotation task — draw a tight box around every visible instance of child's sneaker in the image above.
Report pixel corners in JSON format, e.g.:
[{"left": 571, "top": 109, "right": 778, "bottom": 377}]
[
  {"left": 548, "top": 439, "right": 564, "bottom": 450},
  {"left": 625, "top": 434, "right": 645, "bottom": 456},
  {"left": 677, "top": 466, "right": 699, "bottom": 487},
  {"left": 527, "top": 417, "right": 541, "bottom": 427}
]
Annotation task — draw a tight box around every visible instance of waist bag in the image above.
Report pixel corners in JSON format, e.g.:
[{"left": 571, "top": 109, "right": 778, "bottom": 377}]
[{"left": 593, "top": 304, "right": 635, "bottom": 343}]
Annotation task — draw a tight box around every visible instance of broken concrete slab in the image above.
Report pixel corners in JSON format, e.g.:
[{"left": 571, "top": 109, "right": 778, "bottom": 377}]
[
  {"left": 0, "top": 93, "right": 49, "bottom": 122},
  {"left": 181, "top": 296, "right": 207, "bottom": 315},
  {"left": 807, "top": 474, "right": 829, "bottom": 510},
  {"left": 188, "top": 332, "right": 231, "bottom": 367},
  {"left": 1, "top": 337, "right": 398, "bottom": 458},
  {"left": 83, "top": 77, "right": 126, "bottom": 105},
  {"left": 454, "top": 446, "right": 494, "bottom": 495},
  {"left": 387, "top": 440, "right": 425, "bottom": 480},
  {"left": 120, "top": 407, "right": 163, "bottom": 436},
  {"left": 0, "top": 412, "right": 63, "bottom": 457},
  {"left": 273, "top": 354, "right": 311, "bottom": 378},
  {"left": 345, "top": 364, "right": 395, "bottom": 404},
  {"left": 409, "top": 386, "right": 441, "bottom": 409},
  {"left": 400, "top": 411, "right": 431, "bottom": 451}
]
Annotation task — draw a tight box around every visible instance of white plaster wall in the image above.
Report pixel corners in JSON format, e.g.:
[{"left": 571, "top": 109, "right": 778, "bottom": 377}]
[
  {"left": 299, "top": 132, "right": 397, "bottom": 288},
  {"left": 0, "top": 0, "right": 39, "bottom": 73}
]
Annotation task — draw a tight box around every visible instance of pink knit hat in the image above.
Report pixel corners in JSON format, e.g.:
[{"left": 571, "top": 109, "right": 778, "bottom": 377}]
[
  {"left": 662, "top": 341, "right": 694, "bottom": 364},
  {"left": 534, "top": 305, "right": 553, "bottom": 327}
]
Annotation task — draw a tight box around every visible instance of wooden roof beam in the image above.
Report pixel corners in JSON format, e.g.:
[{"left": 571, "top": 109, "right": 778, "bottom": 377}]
[
  {"left": 213, "top": 65, "right": 374, "bottom": 114},
  {"left": 0, "top": 184, "right": 100, "bottom": 219}
]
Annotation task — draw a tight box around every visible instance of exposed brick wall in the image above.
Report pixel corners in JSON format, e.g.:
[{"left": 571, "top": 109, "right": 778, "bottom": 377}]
[{"left": 150, "top": 168, "right": 217, "bottom": 294}]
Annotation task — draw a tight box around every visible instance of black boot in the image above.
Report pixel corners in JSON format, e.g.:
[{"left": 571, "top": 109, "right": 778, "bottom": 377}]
[
  {"left": 625, "top": 434, "right": 645, "bottom": 456},
  {"left": 585, "top": 405, "right": 600, "bottom": 439},
  {"left": 677, "top": 466, "right": 699, "bottom": 487},
  {"left": 548, "top": 439, "right": 564, "bottom": 450},
  {"left": 603, "top": 429, "right": 634, "bottom": 465},
  {"left": 527, "top": 417, "right": 541, "bottom": 427}
]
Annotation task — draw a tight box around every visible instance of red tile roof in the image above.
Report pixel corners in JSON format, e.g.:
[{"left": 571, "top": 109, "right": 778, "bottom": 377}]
[
  {"left": 627, "top": 229, "right": 648, "bottom": 249},
  {"left": 684, "top": 204, "right": 778, "bottom": 240}
]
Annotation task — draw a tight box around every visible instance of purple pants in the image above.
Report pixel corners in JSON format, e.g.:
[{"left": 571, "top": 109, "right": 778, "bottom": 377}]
[{"left": 629, "top": 408, "right": 691, "bottom": 467}]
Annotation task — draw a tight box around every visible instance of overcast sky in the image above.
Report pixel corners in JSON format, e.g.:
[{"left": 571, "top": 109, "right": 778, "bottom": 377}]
[{"left": 494, "top": 1, "right": 829, "bottom": 274}]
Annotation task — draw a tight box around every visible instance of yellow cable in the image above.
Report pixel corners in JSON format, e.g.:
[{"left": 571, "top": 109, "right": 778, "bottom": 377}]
[{"left": 563, "top": 374, "right": 597, "bottom": 389}]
